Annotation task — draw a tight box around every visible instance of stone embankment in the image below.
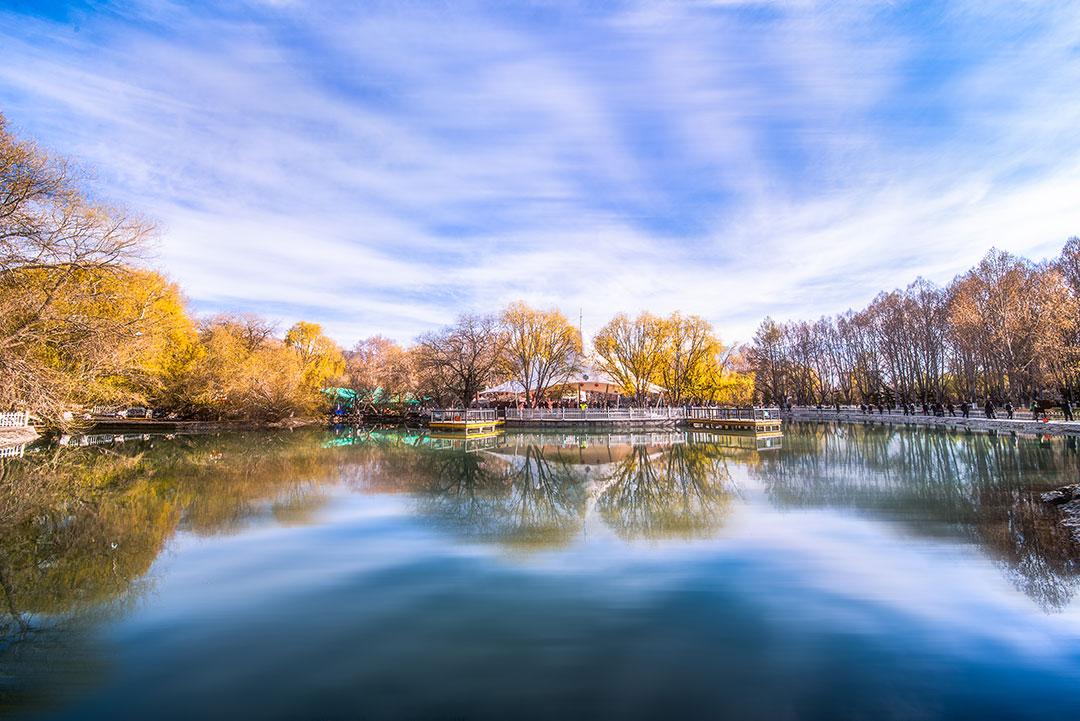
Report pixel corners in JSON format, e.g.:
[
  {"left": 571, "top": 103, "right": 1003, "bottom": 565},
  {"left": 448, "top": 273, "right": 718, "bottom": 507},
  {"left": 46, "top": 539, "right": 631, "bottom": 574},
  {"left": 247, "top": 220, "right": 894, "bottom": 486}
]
[
  {"left": 784, "top": 408, "right": 1080, "bottom": 437},
  {"left": 1041, "top": 484, "right": 1080, "bottom": 542}
]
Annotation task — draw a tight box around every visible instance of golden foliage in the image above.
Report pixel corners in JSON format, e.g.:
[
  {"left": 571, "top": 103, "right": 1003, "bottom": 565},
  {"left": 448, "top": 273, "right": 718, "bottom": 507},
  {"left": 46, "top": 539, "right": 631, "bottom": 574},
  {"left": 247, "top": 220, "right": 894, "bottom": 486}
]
[
  {"left": 500, "top": 301, "right": 581, "bottom": 405},
  {"left": 593, "top": 311, "right": 753, "bottom": 404}
]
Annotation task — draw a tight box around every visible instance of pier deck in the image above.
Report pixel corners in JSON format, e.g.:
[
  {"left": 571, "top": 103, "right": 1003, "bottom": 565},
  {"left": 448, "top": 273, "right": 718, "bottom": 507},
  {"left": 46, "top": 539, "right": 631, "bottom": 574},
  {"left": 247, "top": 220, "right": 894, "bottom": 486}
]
[
  {"left": 428, "top": 409, "right": 504, "bottom": 436},
  {"left": 684, "top": 407, "right": 782, "bottom": 434}
]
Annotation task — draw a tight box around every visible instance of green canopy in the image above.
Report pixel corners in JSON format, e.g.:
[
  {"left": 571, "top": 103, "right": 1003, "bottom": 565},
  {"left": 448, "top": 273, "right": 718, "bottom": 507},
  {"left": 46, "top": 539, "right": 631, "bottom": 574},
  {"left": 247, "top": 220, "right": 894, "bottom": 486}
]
[
  {"left": 322, "top": 387, "right": 358, "bottom": 402},
  {"left": 322, "top": 387, "right": 424, "bottom": 407}
]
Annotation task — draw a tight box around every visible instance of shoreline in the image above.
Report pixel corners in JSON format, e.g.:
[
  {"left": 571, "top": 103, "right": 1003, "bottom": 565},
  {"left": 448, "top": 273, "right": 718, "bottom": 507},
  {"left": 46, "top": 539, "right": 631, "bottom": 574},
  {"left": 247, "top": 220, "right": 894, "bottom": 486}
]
[
  {"left": 783, "top": 409, "right": 1080, "bottom": 437},
  {"left": 82, "top": 417, "right": 322, "bottom": 432}
]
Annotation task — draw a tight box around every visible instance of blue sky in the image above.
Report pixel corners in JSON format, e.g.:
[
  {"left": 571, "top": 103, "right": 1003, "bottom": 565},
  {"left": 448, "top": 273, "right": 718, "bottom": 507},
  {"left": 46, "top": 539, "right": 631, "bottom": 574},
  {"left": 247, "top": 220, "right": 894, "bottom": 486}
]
[{"left": 2, "top": 0, "right": 1078, "bottom": 345}]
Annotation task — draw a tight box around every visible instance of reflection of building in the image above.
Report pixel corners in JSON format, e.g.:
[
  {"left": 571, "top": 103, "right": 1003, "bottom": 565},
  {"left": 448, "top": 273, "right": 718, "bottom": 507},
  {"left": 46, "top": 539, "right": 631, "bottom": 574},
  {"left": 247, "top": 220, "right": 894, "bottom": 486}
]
[
  {"left": 427, "top": 433, "right": 506, "bottom": 452},
  {"left": 687, "top": 430, "right": 782, "bottom": 452},
  {"left": 324, "top": 427, "right": 506, "bottom": 452}
]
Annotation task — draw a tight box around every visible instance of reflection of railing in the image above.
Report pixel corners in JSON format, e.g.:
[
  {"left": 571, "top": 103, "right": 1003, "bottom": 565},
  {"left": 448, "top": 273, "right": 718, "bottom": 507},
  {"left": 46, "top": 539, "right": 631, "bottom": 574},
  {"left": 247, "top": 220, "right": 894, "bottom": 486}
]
[
  {"left": 429, "top": 409, "right": 498, "bottom": 422},
  {"left": 427, "top": 434, "right": 507, "bottom": 452},
  {"left": 59, "top": 433, "right": 154, "bottom": 447},
  {"left": 504, "top": 407, "right": 685, "bottom": 421},
  {"left": 0, "top": 444, "right": 25, "bottom": 459},
  {"left": 687, "top": 407, "right": 779, "bottom": 421},
  {"left": 688, "top": 430, "right": 783, "bottom": 451}
]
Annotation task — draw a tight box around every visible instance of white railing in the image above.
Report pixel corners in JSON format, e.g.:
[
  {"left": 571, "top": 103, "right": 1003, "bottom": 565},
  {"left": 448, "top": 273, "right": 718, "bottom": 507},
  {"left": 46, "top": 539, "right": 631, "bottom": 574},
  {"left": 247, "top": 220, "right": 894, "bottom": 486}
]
[
  {"left": 503, "top": 407, "right": 686, "bottom": 421},
  {"left": 787, "top": 405, "right": 1066, "bottom": 421},
  {"left": 429, "top": 408, "right": 498, "bottom": 423},
  {"left": 687, "top": 407, "right": 779, "bottom": 421},
  {"left": 0, "top": 410, "right": 31, "bottom": 428},
  {"left": 430, "top": 406, "right": 781, "bottom": 423}
]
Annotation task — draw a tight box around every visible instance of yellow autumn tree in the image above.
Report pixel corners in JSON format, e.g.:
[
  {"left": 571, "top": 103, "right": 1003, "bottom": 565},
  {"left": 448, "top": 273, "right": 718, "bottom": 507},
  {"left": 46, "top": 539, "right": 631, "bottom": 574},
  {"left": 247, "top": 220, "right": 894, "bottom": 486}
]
[
  {"left": 593, "top": 312, "right": 669, "bottom": 403},
  {"left": 500, "top": 301, "right": 582, "bottom": 405},
  {"left": 659, "top": 313, "right": 721, "bottom": 404},
  {"left": 284, "top": 321, "right": 345, "bottom": 394}
]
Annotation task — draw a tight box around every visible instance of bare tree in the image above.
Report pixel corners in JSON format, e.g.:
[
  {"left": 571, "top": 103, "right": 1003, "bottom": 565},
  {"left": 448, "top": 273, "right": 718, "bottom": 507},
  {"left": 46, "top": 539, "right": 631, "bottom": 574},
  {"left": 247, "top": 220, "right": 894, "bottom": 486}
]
[
  {"left": 415, "top": 314, "right": 504, "bottom": 407},
  {"left": 0, "top": 113, "right": 156, "bottom": 423}
]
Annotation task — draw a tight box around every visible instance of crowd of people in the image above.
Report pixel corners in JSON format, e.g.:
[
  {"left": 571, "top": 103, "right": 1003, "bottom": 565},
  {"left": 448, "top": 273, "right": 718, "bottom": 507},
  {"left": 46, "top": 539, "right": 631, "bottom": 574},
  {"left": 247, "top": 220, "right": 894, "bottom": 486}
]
[{"left": 823, "top": 398, "right": 1076, "bottom": 422}]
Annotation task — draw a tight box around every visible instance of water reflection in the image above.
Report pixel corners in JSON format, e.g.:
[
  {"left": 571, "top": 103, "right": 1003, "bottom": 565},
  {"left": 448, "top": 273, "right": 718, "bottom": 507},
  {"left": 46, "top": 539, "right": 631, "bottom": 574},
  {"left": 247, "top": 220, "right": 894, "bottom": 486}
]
[
  {"left": 756, "top": 422, "right": 1080, "bottom": 610},
  {"left": 3, "top": 424, "right": 1080, "bottom": 718},
  {"left": 3, "top": 425, "right": 1080, "bottom": 630},
  {"left": 595, "top": 443, "right": 732, "bottom": 539},
  {"left": 0, "top": 429, "right": 741, "bottom": 636},
  {"left": 413, "top": 443, "right": 590, "bottom": 548}
]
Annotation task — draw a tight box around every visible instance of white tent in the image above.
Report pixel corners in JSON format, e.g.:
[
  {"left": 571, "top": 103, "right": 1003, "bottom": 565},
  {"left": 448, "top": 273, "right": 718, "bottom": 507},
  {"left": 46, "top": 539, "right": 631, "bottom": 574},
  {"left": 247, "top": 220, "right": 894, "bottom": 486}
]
[
  {"left": 479, "top": 379, "right": 528, "bottom": 396},
  {"left": 553, "top": 366, "right": 623, "bottom": 395},
  {"left": 480, "top": 357, "right": 666, "bottom": 400},
  {"left": 551, "top": 361, "right": 665, "bottom": 400}
]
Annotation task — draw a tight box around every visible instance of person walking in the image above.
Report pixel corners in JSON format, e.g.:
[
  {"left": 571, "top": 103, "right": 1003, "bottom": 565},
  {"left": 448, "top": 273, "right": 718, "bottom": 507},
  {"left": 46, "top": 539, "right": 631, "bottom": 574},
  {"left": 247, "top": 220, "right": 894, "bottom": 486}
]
[
  {"left": 984, "top": 398, "right": 996, "bottom": 419},
  {"left": 1005, "top": 401, "right": 1014, "bottom": 420},
  {"left": 1063, "top": 400, "right": 1074, "bottom": 422},
  {"left": 947, "top": 402, "right": 955, "bottom": 417},
  {"left": 960, "top": 401, "right": 970, "bottom": 418}
]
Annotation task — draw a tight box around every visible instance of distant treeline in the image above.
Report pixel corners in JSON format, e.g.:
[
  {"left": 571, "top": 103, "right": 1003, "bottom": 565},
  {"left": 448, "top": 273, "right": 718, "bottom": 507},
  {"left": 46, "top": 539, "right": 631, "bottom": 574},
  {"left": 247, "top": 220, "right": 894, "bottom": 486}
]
[
  {"left": 0, "top": 115, "right": 752, "bottom": 427},
  {"left": 749, "top": 240, "right": 1080, "bottom": 406}
]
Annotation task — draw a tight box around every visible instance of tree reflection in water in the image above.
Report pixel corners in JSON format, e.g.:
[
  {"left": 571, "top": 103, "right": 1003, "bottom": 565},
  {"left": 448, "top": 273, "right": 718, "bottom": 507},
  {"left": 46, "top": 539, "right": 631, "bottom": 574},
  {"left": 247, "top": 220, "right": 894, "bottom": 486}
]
[
  {"left": 403, "top": 432, "right": 735, "bottom": 546},
  {"left": 409, "top": 444, "right": 591, "bottom": 548},
  {"left": 595, "top": 443, "right": 733, "bottom": 540},
  {"left": 755, "top": 422, "right": 1080, "bottom": 611},
  {"left": 0, "top": 430, "right": 349, "bottom": 710}
]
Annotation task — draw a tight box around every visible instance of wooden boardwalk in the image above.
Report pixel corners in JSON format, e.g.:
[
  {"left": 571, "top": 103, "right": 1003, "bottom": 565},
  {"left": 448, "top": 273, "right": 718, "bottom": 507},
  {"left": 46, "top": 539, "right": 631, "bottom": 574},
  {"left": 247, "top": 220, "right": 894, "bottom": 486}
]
[{"left": 786, "top": 408, "right": 1080, "bottom": 437}]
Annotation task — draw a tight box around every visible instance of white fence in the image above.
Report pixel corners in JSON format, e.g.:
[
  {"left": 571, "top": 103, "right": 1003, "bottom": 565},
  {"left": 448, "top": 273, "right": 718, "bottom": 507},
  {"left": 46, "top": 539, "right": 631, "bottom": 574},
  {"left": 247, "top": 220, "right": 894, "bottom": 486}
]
[
  {"left": 503, "top": 407, "right": 686, "bottom": 421},
  {"left": 502, "top": 407, "right": 780, "bottom": 422},
  {"left": 687, "top": 407, "right": 780, "bottom": 421},
  {"left": 429, "top": 409, "right": 499, "bottom": 423},
  {"left": 0, "top": 411, "right": 31, "bottom": 428}
]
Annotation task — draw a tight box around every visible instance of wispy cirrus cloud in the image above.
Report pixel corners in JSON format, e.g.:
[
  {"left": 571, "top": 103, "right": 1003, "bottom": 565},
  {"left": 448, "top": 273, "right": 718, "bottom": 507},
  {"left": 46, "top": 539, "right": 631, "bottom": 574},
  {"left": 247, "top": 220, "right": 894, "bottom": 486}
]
[{"left": 1, "top": 0, "right": 1078, "bottom": 345}]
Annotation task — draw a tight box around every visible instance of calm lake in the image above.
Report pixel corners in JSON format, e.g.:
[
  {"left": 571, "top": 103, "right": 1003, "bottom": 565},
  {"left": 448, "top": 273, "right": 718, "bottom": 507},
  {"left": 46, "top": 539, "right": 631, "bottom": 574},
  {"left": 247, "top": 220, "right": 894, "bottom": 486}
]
[{"left": 2, "top": 422, "right": 1080, "bottom": 720}]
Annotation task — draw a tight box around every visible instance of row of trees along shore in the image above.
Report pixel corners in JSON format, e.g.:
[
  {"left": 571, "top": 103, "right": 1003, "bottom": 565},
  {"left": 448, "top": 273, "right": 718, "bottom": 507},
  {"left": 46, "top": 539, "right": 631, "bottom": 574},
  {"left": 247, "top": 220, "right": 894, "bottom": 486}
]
[
  {"left": 749, "top": 240, "right": 1080, "bottom": 407},
  {"left": 352, "top": 303, "right": 754, "bottom": 412},
  {"left": 15, "top": 108, "right": 1078, "bottom": 422},
  {"left": 1, "top": 114, "right": 752, "bottom": 427}
]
